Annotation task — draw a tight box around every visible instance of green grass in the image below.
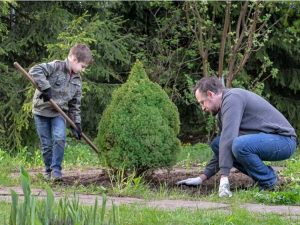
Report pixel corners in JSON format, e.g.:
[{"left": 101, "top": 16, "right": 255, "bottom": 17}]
[
  {"left": 0, "top": 200, "right": 295, "bottom": 225},
  {"left": 0, "top": 201, "right": 10, "bottom": 223},
  {"left": 63, "top": 141, "right": 101, "bottom": 168},
  {"left": 117, "top": 205, "right": 293, "bottom": 225},
  {"left": 176, "top": 143, "right": 212, "bottom": 168}
]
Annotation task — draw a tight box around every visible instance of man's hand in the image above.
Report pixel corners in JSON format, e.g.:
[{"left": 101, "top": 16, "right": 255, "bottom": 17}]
[
  {"left": 176, "top": 177, "right": 202, "bottom": 186},
  {"left": 39, "top": 88, "right": 52, "bottom": 102},
  {"left": 71, "top": 123, "right": 82, "bottom": 140},
  {"left": 218, "top": 176, "right": 232, "bottom": 197}
]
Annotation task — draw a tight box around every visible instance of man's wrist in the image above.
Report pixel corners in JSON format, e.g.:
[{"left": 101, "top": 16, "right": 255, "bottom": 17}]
[{"left": 199, "top": 174, "right": 207, "bottom": 182}]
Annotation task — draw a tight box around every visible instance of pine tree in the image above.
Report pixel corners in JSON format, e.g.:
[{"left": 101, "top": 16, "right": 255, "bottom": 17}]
[{"left": 96, "top": 60, "right": 181, "bottom": 173}]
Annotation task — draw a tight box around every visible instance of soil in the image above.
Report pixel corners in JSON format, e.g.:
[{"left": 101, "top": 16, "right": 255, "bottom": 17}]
[
  {"left": 11, "top": 166, "right": 285, "bottom": 195},
  {"left": 147, "top": 167, "right": 255, "bottom": 195}
]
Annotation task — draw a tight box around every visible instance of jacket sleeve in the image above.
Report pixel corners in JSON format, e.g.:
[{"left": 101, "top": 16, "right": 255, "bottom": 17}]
[
  {"left": 68, "top": 84, "right": 82, "bottom": 124},
  {"left": 29, "top": 62, "right": 57, "bottom": 91}
]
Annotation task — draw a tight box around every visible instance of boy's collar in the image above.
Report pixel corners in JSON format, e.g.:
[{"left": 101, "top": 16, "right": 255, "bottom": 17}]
[{"left": 65, "top": 58, "right": 80, "bottom": 77}]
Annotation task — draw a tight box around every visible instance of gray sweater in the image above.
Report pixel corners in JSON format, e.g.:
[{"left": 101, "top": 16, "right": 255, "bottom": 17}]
[{"left": 204, "top": 88, "right": 296, "bottom": 178}]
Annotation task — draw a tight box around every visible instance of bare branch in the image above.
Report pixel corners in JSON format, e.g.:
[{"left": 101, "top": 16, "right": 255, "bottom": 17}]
[
  {"left": 233, "top": 3, "right": 260, "bottom": 77},
  {"left": 227, "top": 1, "right": 249, "bottom": 83},
  {"left": 218, "top": 0, "right": 231, "bottom": 78},
  {"left": 236, "top": 1, "right": 248, "bottom": 39}
]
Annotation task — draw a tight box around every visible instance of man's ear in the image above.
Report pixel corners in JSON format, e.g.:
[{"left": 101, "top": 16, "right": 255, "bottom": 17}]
[{"left": 207, "top": 90, "right": 214, "bottom": 97}]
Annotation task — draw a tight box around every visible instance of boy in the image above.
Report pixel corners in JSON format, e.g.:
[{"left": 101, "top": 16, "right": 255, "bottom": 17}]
[{"left": 29, "top": 43, "right": 93, "bottom": 180}]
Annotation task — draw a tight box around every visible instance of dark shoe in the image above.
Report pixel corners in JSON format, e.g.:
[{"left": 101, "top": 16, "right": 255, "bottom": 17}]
[
  {"left": 259, "top": 181, "right": 280, "bottom": 192},
  {"left": 258, "top": 175, "right": 289, "bottom": 192},
  {"left": 51, "top": 170, "right": 62, "bottom": 181}
]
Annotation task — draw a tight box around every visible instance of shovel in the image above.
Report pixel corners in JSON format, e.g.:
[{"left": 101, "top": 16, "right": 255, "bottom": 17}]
[{"left": 14, "top": 62, "right": 100, "bottom": 155}]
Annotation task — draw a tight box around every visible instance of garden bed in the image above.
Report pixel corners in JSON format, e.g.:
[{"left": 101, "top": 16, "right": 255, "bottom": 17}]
[{"left": 12, "top": 167, "right": 281, "bottom": 195}]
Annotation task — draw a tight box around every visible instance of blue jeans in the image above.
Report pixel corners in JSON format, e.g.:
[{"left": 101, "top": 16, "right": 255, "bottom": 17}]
[
  {"left": 211, "top": 133, "right": 297, "bottom": 189},
  {"left": 34, "top": 114, "right": 66, "bottom": 173}
]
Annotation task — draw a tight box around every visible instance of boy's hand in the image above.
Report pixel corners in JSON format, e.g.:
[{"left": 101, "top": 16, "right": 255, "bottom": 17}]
[
  {"left": 71, "top": 123, "right": 82, "bottom": 140},
  {"left": 39, "top": 88, "right": 52, "bottom": 102}
]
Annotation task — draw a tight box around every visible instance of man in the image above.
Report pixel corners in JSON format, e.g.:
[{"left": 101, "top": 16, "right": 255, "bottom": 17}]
[
  {"left": 29, "top": 43, "right": 93, "bottom": 180},
  {"left": 177, "top": 76, "right": 297, "bottom": 197}
]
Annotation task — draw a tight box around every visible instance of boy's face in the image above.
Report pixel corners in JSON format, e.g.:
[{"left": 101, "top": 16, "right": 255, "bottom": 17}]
[{"left": 69, "top": 55, "right": 88, "bottom": 74}]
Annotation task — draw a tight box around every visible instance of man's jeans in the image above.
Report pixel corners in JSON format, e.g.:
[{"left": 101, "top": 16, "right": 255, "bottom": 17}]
[
  {"left": 211, "top": 133, "right": 297, "bottom": 189},
  {"left": 34, "top": 114, "right": 66, "bottom": 173}
]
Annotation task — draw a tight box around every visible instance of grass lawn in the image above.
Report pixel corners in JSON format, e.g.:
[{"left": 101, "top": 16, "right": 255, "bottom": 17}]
[
  {"left": 0, "top": 201, "right": 10, "bottom": 223},
  {"left": 0, "top": 200, "right": 292, "bottom": 225}
]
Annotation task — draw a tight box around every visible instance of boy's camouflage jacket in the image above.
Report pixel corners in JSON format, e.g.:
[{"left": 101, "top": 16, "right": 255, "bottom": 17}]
[{"left": 29, "top": 59, "right": 82, "bottom": 123}]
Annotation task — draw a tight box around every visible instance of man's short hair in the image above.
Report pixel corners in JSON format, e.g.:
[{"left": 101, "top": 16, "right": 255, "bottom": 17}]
[
  {"left": 69, "top": 43, "right": 93, "bottom": 64},
  {"left": 193, "top": 76, "right": 224, "bottom": 96}
]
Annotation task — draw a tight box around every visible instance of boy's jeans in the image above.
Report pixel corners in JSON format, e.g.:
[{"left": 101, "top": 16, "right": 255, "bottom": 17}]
[
  {"left": 34, "top": 114, "right": 66, "bottom": 174},
  {"left": 211, "top": 133, "right": 297, "bottom": 189}
]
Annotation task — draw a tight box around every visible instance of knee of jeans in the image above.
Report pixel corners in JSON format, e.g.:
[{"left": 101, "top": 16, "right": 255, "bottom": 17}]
[
  {"left": 40, "top": 142, "right": 52, "bottom": 151},
  {"left": 53, "top": 132, "right": 66, "bottom": 145},
  {"left": 232, "top": 138, "right": 246, "bottom": 159},
  {"left": 55, "top": 139, "right": 66, "bottom": 148}
]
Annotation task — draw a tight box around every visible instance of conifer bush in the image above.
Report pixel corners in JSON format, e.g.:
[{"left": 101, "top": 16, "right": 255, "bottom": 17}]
[{"left": 96, "top": 60, "right": 181, "bottom": 173}]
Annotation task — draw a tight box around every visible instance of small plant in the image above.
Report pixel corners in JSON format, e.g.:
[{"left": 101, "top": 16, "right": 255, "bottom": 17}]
[
  {"left": 8, "top": 166, "right": 119, "bottom": 225},
  {"left": 107, "top": 167, "right": 148, "bottom": 197}
]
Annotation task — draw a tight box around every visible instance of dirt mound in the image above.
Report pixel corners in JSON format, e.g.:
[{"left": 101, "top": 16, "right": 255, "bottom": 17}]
[
  {"left": 13, "top": 167, "right": 287, "bottom": 195},
  {"left": 146, "top": 167, "right": 255, "bottom": 195},
  {"left": 23, "top": 167, "right": 255, "bottom": 195}
]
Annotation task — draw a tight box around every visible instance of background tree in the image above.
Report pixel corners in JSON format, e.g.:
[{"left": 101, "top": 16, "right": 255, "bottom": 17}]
[
  {"left": 184, "top": 1, "right": 278, "bottom": 87},
  {"left": 0, "top": 2, "right": 135, "bottom": 150},
  {"left": 0, "top": 1, "right": 299, "bottom": 152},
  {"left": 257, "top": 2, "right": 300, "bottom": 134}
]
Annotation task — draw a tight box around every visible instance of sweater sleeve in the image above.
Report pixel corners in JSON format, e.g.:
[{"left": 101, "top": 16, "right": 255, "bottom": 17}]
[
  {"left": 204, "top": 154, "right": 220, "bottom": 179},
  {"left": 219, "top": 92, "right": 245, "bottom": 176}
]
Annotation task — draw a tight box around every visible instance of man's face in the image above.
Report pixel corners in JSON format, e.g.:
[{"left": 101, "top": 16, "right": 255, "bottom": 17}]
[
  {"left": 69, "top": 55, "right": 88, "bottom": 74},
  {"left": 195, "top": 89, "right": 220, "bottom": 115}
]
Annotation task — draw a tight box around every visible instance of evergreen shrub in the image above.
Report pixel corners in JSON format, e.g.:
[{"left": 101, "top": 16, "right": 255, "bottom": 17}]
[{"left": 96, "top": 60, "right": 181, "bottom": 173}]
